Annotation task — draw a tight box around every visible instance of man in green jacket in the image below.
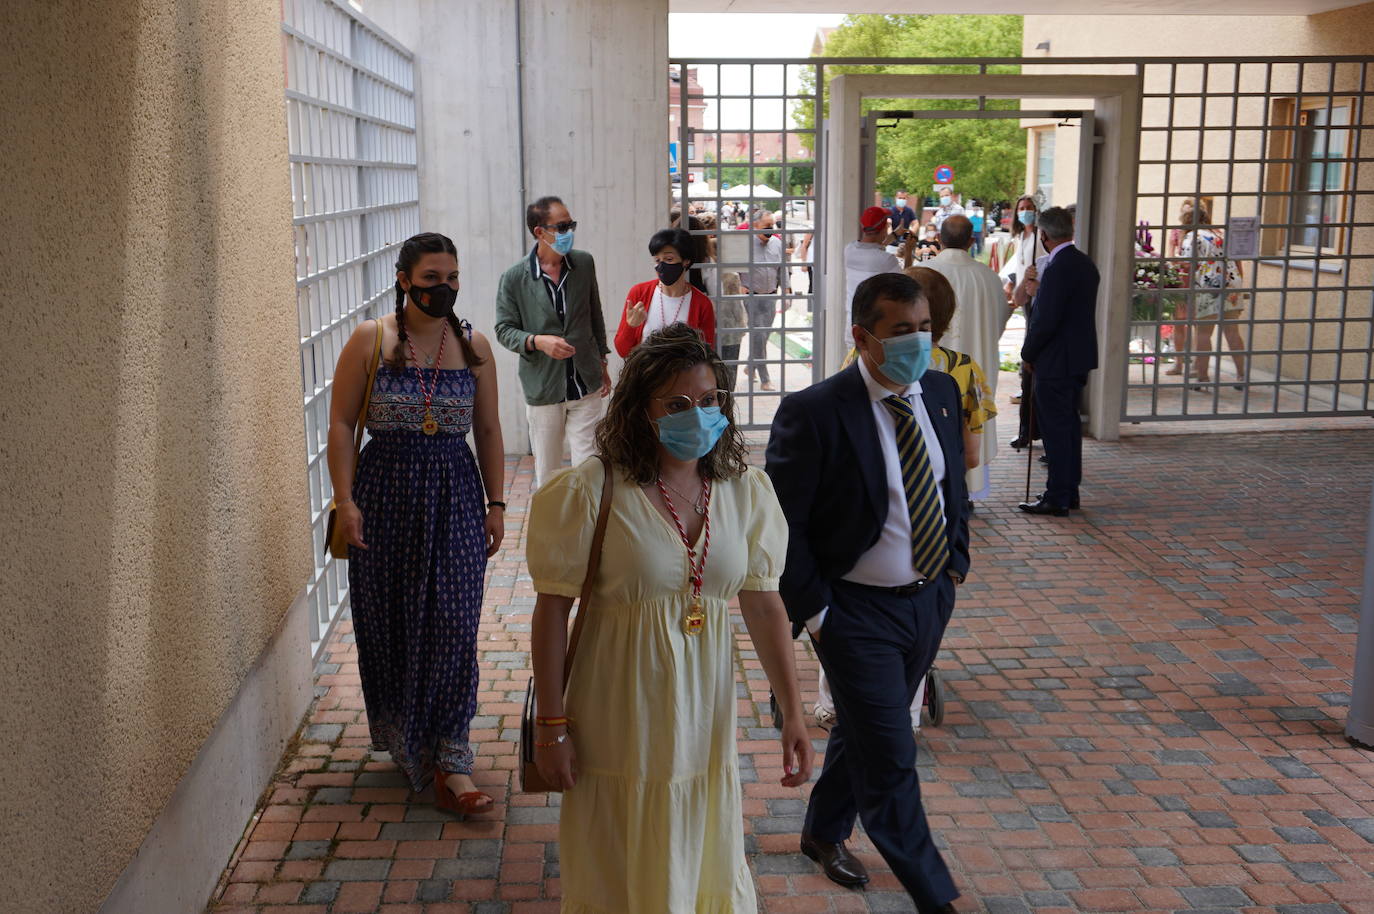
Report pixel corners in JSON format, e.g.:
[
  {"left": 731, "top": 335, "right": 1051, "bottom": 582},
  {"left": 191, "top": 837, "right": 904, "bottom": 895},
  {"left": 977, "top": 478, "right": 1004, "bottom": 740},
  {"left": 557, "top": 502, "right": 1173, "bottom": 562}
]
[{"left": 495, "top": 196, "right": 611, "bottom": 489}]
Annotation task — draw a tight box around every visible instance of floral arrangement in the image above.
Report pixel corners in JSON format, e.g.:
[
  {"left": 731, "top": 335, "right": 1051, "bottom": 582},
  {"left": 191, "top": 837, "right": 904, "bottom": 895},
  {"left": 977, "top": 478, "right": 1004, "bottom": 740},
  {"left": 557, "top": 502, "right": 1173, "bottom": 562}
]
[
  {"left": 1133, "top": 255, "right": 1183, "bottom": 292},
  {"left": 1131, "top": 221, "right": 1185, "bottom": 322}
]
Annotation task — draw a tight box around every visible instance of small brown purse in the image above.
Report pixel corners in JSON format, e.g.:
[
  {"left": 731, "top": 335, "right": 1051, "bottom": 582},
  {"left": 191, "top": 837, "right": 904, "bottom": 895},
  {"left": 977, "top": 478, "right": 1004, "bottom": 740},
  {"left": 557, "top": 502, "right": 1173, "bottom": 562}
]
[
  {"left": 324, "top": 320, "right": 384, "bottom": 560},
  {"left": 519, "top": 455, "right": 615, "bottom": 793}
]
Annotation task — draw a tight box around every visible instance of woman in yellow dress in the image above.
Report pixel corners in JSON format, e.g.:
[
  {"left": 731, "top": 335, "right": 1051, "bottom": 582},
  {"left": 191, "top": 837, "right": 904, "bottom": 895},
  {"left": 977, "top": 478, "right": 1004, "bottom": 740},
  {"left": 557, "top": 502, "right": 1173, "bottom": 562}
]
[{"left": 527, "top": 323, "right": 814, "bottom": 913}]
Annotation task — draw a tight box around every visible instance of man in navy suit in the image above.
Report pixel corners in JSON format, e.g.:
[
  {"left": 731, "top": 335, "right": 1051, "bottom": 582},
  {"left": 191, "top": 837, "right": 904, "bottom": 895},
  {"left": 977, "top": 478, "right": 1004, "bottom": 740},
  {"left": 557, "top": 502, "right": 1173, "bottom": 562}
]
[
  {"left": 766, "top": 272, "right": 970, "bottom": 914},
  {"left": 1018, "top": 206, "right": 1099, "bottom": 516}
]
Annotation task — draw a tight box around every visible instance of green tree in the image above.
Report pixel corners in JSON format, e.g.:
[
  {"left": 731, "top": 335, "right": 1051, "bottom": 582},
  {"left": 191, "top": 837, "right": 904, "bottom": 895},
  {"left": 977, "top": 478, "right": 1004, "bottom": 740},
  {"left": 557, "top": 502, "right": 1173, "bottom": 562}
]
[{"left": 796, "top": 15, "right": 1026, "bottom": 207}]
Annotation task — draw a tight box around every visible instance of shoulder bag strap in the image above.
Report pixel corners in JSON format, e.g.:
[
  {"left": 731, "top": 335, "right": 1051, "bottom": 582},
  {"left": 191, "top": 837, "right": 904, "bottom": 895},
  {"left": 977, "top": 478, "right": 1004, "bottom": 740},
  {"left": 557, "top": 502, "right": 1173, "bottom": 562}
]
[
  {"left": 560, "top": 455, "right": 615, "bottom": 690},
  {"left": 351, "top": 319, "right": 385, "bottom": 458}
]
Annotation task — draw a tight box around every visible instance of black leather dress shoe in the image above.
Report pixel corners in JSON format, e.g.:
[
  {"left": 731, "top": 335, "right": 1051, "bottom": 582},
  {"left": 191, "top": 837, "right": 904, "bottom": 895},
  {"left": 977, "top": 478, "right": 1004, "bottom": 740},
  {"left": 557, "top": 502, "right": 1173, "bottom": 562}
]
[
  {"left": 923, "top": 904, "right": 959, "bottom": 914},
  {"left": 1018, "top": 497, "right": 1068, "bottom": 517},
  {"left": 1009, "top": 436, "right": 1030, "bottom": 450},
  {"left": 1038, "top": 491, "right": 1080, "bottom": 509},
  {"left": 800, "top": 834, "right": 870, "bottom": 887},
  {"left": 1038, "top": 454, "right": 1049, "bottom": 464}
]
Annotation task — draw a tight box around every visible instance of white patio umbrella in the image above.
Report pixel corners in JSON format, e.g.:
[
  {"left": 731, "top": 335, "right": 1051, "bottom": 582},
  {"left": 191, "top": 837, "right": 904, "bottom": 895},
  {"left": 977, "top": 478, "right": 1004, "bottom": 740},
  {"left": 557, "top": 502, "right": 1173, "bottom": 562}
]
[{"left": 723, "top": 183, "right": 782, "bottom": 199}]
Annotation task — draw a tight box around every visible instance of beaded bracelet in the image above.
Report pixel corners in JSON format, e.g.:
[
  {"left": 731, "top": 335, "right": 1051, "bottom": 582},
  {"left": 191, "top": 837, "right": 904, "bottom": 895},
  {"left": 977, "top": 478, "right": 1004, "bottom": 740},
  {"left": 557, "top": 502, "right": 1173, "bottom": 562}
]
[{"left": 535, "top": 733, "right": 569, "bottom": 748}]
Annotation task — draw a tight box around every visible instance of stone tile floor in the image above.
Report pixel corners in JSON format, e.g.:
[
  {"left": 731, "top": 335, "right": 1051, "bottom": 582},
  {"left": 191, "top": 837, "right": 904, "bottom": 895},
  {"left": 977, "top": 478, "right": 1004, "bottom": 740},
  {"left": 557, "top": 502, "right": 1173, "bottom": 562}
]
[{"left": 210, "top": 424, "right": 1374, "bottom": 913}]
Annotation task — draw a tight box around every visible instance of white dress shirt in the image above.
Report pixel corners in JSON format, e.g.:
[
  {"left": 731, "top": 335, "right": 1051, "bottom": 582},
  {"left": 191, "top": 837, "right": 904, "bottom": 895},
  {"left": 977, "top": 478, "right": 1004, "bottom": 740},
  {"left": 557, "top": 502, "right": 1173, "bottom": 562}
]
[
  {"left": 844, "top": 241, "right": 902, "bottom": 311},
  {"left": 807, "top": 354, "right": 947, "bottom": 634}
]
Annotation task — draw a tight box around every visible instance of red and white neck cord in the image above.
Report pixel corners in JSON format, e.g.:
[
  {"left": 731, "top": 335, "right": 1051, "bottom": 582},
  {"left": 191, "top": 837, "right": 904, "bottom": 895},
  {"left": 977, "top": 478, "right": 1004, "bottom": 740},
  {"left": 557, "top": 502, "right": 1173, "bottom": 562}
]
[
  {"left": 406, "top": 323, "right": 448, "bottom": 422},
  {"left": 656, "top": 476, "right": 712, "bottom": 602}
]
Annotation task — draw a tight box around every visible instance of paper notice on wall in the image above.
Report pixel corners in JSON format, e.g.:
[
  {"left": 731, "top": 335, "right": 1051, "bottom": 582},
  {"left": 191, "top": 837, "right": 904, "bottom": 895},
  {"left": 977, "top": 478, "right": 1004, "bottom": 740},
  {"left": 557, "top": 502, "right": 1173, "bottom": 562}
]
[{"left": 1226, "top": 216, "right": 1259, "bottom": 259}]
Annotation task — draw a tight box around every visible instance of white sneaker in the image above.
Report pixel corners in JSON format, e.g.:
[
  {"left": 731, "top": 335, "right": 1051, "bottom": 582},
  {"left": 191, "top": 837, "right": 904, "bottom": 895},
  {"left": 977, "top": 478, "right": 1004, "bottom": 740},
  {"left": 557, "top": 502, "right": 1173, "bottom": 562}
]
[{"left": 814, "top": 706, "right": 836, "bottom": 730}]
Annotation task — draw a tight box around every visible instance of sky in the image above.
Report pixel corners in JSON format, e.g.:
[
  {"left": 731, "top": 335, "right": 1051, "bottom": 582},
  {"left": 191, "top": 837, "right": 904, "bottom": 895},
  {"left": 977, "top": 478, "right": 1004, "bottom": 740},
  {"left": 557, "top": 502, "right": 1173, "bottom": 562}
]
[
  {"left": 668, "top": 13, "right": 846, "bottom": 59},
  {"left": 669, "top": 12, "right": 846, "bottom": 127}
]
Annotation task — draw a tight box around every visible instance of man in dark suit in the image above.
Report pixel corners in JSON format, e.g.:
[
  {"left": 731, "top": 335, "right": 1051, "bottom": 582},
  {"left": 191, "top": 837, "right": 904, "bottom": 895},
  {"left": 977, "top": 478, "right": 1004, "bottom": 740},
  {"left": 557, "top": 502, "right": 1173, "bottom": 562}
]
[
  {"left": 766, "top": 272, "right": 970, "bottom": 914},
  {"left": 1018, "top": 206, "right": 1099, "bottom": 517}
]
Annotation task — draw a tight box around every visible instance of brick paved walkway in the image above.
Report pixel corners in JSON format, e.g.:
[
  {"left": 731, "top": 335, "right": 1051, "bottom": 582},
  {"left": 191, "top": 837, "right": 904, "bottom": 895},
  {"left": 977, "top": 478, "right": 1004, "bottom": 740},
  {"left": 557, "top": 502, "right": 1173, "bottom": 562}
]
[{"left": 210, "top": 425, "right": 1374, "bottom": 914}]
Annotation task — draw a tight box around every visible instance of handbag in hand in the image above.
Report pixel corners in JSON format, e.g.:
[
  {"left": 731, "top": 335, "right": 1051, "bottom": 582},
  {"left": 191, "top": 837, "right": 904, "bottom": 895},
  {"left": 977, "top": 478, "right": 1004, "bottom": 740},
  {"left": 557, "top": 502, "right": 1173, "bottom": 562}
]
[
  {"left": 323, "top": 320, "right": 384, "bottom": 560},
  {"left": 519, "top": 455, "right": 615, "bottom": 793}
]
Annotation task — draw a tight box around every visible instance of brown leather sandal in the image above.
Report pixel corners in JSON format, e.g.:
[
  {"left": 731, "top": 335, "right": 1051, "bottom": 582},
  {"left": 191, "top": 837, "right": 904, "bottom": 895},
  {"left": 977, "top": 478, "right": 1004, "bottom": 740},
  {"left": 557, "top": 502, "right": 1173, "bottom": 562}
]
[{"left": 434, "top": 772, "right": 495, "bottom": 819}]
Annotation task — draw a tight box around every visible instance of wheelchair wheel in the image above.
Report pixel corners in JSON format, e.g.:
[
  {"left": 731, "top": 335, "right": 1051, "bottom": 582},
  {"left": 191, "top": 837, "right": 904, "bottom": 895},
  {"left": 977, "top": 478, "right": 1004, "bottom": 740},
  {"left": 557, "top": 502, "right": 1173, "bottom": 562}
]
[{"left": 924, "top": 667, "right": 945, "bottom": 728}]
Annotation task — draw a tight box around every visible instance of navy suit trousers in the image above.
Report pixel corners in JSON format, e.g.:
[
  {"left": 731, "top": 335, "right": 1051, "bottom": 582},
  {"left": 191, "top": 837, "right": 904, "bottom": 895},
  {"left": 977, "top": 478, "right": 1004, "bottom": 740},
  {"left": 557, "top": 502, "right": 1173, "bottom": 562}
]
[
  {"left": 804, "top": 576, "right": 958, "bottom": 911},
  {"left": 1034, "top": 373, "right": 1086, "bottom": 507}
]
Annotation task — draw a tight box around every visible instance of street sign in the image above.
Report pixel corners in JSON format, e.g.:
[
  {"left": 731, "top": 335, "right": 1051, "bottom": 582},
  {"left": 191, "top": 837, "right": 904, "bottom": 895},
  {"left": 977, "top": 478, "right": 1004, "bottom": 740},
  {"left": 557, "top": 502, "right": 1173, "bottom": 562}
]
[
  {"left": 933, "top": 164, "right": 954, "bottom": 184},
  {"left": 669, "top": 142, "right": 678, "bottom": 176}
]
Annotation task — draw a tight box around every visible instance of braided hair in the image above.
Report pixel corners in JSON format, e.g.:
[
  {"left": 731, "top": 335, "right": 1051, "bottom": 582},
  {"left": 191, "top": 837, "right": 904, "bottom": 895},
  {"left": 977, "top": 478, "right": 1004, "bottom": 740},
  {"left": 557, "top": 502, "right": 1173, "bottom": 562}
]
[{"left": 391, "top": 231, "right": 486, "bottom": 372}]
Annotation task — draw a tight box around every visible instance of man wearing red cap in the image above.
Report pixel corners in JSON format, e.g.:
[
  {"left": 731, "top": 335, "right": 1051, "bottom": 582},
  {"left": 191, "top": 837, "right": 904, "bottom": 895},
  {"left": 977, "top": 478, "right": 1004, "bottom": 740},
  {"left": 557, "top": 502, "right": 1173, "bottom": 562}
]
[{"left": 843, "top": 207, "right": 905, "bottom": 346}]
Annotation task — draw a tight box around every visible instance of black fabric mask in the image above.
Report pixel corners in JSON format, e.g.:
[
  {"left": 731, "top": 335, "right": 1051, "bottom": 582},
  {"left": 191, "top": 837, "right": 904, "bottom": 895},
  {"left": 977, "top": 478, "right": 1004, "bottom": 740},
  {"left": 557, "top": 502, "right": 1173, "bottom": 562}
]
[
  {"left": 408, "top": 282, "right": 457, "bottom": 319},
  {"left": 655, "top": 261, "right": 687, "bottom": 286}
]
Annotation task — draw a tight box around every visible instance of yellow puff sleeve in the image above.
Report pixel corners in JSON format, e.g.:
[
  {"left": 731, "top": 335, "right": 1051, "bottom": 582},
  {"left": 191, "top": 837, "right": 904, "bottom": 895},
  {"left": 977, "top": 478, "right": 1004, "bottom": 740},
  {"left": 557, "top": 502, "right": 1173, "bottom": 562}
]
[
  {"left": 526, "top": 463, "right": 599, "bottom": 598},
  {"left": 741, "top": 467, "right": 789, "bottom": 592}
]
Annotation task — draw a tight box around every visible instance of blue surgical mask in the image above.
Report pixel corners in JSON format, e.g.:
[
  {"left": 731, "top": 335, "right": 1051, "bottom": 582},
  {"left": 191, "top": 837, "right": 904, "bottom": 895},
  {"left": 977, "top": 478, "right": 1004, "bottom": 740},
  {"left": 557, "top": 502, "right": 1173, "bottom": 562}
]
[
  {"left": 1018, "top": 210, "right": 1035, "bottom": 226},
  {"left": 940, "top": 195, "right": 952, "bottom": 207},
  {"left": 551, "top": 229, "right": 575, "bottom": 255},
  {"left": 866, "top": 329, "right": 932, "bottom": 386},
  {"left": 656, "top": 407, "right": 730, "bottom": 460}
]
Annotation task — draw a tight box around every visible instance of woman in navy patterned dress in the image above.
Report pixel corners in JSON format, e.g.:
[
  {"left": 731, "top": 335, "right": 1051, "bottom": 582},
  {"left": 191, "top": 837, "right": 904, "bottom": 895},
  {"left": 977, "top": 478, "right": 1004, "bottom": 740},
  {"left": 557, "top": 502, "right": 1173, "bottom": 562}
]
[{"left": 327, "top": 232, "right": 506, "bottom": 816}]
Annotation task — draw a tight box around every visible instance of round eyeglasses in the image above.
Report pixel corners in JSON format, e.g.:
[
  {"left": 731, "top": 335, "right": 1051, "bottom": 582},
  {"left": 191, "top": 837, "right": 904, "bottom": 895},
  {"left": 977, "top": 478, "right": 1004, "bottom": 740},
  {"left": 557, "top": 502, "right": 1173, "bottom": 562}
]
[{"left": 653, "top": 389, "right": 730, "bottom": 415}]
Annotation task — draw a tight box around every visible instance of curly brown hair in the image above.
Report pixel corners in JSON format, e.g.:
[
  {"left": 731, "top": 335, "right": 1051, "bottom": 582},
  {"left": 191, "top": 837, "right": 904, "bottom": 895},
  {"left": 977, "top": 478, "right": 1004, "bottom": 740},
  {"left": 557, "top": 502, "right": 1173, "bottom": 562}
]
[
  {"left": 594, "top": 324, "right": 748, "bottom": 485},
  {"left": 905, "top": 266, "right": 956, "bottom": 342}
]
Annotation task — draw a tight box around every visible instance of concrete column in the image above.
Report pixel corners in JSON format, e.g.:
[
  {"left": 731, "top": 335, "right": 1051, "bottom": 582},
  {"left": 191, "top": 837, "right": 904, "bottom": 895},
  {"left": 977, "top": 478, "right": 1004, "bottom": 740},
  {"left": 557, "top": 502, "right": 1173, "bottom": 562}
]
[{"left": 365, "top": 0, "right": 669, "bottom": 456}]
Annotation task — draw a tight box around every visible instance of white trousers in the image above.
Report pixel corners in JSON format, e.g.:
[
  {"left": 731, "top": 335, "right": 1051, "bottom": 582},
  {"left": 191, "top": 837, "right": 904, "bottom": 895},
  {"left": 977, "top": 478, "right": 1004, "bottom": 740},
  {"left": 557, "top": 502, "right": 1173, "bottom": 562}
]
[
  {"left": 817, "top": 667, "right": 926, "bottom": 730},
  {"left": 527, "top": 396, "right": 605, "bottom": 490}
]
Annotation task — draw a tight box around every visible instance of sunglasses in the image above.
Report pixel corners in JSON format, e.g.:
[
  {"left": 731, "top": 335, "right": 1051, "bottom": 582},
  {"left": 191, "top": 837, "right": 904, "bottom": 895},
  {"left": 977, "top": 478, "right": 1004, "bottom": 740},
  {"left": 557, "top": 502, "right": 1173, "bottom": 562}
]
[
  {"left": 653, "top": 389, "right": 731, "bottom": 415},
  {"left": 542, "top": 221, "right": 578, "bottom": 233}
]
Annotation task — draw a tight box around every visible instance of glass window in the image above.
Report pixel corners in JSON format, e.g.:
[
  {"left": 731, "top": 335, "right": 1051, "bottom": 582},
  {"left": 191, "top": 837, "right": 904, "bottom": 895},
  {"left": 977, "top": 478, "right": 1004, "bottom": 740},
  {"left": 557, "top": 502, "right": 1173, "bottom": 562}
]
[
  {"left": 1035, "top": 128, "right": 1056, "bottom": 207},
  {"left": 1290, "top": 102, "right": 1350, "bottom": 252}
]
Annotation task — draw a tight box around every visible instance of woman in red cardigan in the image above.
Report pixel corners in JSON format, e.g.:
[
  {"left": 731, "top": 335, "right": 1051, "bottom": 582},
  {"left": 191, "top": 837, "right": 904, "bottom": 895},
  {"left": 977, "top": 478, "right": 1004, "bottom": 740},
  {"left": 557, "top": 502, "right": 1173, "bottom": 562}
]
[{"left": 614, "top": 227, "right": 716, "bottom": 357}]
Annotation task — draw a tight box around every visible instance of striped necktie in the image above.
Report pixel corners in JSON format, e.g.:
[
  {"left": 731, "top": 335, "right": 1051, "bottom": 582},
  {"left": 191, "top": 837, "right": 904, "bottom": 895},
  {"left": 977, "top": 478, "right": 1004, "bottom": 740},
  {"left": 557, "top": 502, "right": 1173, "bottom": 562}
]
[{"left": 881, "top": 395, "right": 949, "bottom": 580}]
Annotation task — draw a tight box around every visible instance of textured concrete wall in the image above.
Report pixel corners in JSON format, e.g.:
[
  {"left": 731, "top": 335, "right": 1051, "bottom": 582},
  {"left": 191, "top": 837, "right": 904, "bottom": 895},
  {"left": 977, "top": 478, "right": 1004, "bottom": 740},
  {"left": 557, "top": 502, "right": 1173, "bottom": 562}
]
[
  {"left": 0, "top": 2, "right": 310, "bottom": 911},
  {"left": 1025, "top": 4, "right": 1374, "bottom": 57},
  {"left": 365, "top": 0, "right": 669, "bottom": 453}
]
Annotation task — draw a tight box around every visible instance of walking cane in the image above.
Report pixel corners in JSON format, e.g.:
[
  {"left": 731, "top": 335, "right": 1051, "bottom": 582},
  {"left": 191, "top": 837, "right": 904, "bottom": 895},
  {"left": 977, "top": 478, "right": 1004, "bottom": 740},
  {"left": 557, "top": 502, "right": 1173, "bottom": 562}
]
[{"left": 1024, "top": 374, "right": 1035, "bottom": 504}]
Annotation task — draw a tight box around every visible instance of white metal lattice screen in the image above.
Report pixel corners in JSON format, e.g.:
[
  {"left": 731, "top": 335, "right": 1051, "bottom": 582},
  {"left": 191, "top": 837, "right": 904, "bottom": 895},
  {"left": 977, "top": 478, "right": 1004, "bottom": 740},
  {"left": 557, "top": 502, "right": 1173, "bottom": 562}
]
[{"left": 282, "top": 0, "right": 419, "bottom": 657}]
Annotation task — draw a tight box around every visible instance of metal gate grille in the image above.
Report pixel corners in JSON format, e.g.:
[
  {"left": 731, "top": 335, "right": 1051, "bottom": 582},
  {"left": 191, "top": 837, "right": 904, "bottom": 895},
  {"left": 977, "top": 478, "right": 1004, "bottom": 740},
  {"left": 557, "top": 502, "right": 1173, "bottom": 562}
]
[
  {"left": 282, "top": 0, "right": 419, "bottom": 656},
  {"left": 674, "top": 55, "right": 1372, "bottom": 428},
  {"left": 1126, "top": 58, "right": 1373, "bottom": 420},
  {"left": 670, "top": 61, "right": 822, "bottom": 429}
]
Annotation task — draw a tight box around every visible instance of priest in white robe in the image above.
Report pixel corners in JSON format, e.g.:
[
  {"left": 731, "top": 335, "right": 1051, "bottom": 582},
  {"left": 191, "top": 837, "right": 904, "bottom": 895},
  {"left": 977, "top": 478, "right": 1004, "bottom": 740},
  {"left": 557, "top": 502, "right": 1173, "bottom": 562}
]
[{"left": 923, "top": 215, "right": 1010, "bottom": 500}]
